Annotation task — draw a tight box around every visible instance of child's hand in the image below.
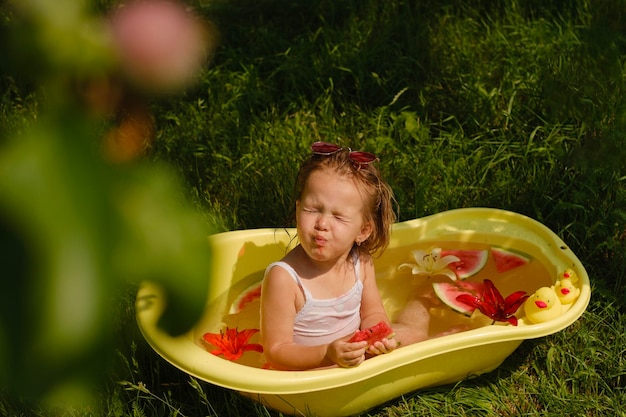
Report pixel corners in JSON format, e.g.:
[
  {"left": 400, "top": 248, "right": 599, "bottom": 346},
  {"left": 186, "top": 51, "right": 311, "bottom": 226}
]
[
  {"left": 326, "top": 337, "right": 368, "bottom": 368},
  {"left": 366, "top": 337, "right": 397, "bottom": 356}
]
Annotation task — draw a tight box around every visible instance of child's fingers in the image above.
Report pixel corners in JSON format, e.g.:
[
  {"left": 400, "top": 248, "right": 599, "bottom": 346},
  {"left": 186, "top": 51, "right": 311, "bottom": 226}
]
[
  {"left": 339, "top": 348, "right": 365, "bottom": 367},
  {"left": 331, "top": 339, "right": 367, "bottom": 367},
  {"left": 367, "top": 338, "right": 396, "bottom": 355}
]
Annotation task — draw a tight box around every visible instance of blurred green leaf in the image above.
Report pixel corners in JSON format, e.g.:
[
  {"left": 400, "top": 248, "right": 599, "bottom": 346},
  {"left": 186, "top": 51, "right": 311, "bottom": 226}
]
[{"left": 0, "top": 113, "right": 212, "bottom": 399}]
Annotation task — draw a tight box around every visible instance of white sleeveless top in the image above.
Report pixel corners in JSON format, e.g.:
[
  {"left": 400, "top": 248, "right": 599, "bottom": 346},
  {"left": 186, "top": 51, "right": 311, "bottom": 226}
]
[{"left": 264, "top": 252, "right": 363, "bottom": 346}]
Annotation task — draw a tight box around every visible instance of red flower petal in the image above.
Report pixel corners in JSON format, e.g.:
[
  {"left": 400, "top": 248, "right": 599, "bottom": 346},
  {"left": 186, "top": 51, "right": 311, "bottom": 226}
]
[
  {"left": 456, "top": 279, "right": 528, "bottom": 326},
  {"left": 483, "top": 279, "right": 504, "bottom": 307},
  {"left": 202, "top": 327, "right": 263, "bottom": 361},
  {"left": 503, "top": 291, "right": 530, "bottom": 315},
  {"left": 456, "top": 293, "right": 481, "bottom": 308},
  {"left": 221, "top": 349, "right": 244, "bottom": 361}
]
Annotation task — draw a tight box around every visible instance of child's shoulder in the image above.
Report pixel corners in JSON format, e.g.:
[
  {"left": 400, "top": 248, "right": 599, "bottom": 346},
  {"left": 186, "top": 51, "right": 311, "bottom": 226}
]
[
  {"left": 266, "top": 260, "right": 296, "bottom": 279},
  {"left": 355, "top": 251, "right": 375, "bottom": 281},
  {"left": 263, "top": 261, "right": 299, "bottom": 296}
]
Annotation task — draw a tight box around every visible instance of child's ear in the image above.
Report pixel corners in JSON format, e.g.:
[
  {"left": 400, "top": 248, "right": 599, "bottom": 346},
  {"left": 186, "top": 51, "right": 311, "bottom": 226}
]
[{"left": 357, "top": 220, "right": 373, "bottom": 244}]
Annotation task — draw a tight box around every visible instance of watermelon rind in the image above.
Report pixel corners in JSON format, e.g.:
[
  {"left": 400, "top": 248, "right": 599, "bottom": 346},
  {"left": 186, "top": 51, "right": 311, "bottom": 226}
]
[
  {"left": 433, "top": 280, "right": 485, "bottom": 316},
  {"left": 440, "top": 249, "right": 488, "bottom": 279},
  {"left": 491, "top": 247, "right": 530, "bottom": 273},
  {"left": 229, "top": 282, "right": 262, "bottom": 314}
]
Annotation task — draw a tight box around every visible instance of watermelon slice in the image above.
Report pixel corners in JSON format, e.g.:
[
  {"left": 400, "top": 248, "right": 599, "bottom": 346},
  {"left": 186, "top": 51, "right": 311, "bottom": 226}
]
[
  {"left": 348, "top": 321, "right": 395, "bottom": 345},
  {"left": 230, "top": 282, "right": 262, "bottom": 314},
  {"left": 491, "top": 247, "right": 530, "bottom": 273},
  {"left": 433, "top": 280, "right": 486, "bottom": 316},
  {"left": 440, "top": 249, "right": 488, "bottom": 279}
]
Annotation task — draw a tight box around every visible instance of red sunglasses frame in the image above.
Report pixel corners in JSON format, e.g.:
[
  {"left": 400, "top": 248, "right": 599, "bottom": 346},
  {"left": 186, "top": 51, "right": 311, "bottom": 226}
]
[{"left": 311, "top": 141, "right": 378, "bottom": 167}]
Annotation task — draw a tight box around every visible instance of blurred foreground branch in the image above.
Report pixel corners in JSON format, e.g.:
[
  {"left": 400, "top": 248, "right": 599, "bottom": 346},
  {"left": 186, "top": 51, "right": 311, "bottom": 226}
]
[{"left": 0, "top": 0, "right": 218, "bottom": 407}]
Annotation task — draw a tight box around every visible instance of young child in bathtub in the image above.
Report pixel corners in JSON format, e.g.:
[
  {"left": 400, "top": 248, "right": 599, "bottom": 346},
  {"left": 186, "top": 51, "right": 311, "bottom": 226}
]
[{"left": 260, "top": 142, "right": 429, "bottom": 370}]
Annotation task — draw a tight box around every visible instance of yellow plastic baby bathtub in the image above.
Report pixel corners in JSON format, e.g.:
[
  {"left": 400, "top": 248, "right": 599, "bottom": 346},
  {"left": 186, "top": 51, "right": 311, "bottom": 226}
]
[{"left": 136, "top": 208, "right": 591, "bottom": 417}]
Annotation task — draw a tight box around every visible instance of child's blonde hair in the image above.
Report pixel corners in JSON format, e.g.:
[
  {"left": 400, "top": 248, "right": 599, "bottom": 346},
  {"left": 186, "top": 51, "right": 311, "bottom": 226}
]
[{"left": 293, "top": 146, "right": 396, "bottom": 257}]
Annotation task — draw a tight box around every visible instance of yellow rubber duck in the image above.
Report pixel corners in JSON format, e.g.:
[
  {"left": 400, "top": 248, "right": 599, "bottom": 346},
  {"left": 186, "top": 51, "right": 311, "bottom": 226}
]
[
  {"left": 524, "top": 287, "right": 562, "bottom": 323},
  {"left": 558, "top": 268, "right": 578, "bottom": 284},
  {"left": 554, "top": 279, "right": 580, "bottom": 304}
]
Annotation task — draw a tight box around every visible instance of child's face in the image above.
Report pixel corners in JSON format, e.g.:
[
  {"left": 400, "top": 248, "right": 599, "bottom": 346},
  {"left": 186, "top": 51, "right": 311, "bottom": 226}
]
[{"left": 296, "top": 168, "right": 372, "bottom": 262}]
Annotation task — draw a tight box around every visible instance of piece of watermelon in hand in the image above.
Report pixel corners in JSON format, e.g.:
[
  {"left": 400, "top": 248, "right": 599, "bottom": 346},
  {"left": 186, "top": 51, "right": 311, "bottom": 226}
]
[{"left": 348, "top": 321, "right": 395, "bottom": 345}]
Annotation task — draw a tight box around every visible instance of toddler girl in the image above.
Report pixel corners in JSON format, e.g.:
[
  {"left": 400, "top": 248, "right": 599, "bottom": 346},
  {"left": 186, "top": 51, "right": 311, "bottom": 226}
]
[{"left": 260, "top": 142, "right": 429, "bottom": 370}]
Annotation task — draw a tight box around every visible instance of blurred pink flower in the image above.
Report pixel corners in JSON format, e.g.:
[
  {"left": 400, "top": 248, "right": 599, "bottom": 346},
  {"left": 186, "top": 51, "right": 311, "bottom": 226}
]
[{"left": 109, "top": 0, "right": 217, "bottom": 92}]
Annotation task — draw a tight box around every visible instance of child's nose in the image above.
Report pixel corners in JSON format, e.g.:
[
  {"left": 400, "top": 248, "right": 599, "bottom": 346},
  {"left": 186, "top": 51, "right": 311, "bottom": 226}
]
[{"left": 315, "top": 214, "right": 329, "bottom": 230}]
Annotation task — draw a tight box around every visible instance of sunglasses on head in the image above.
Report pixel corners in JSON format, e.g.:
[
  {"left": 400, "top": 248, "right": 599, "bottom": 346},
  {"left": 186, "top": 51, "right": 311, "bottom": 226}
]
[{"left": 311, "top": 141, "right": 378, "bottom": 167}]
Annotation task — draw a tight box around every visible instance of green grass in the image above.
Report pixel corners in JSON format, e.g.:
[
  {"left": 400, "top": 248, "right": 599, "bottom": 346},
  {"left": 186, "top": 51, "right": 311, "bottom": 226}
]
[{"left": 2, "top": 0, "right": 626, "bottom": 415}]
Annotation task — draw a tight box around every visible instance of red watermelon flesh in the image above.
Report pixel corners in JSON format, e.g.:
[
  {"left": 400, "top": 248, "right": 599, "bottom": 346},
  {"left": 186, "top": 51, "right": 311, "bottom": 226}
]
[
  {"left": 441, "top": 249, "right": 488, "bottom": 279},
  {"left": 433, "top": 280, "right": 486, "bottom": 316},
  {"left": 230, "top": 282, "right": 262, "bottom": 314},
  {"left": 491, "top": 247, "right": 530, "bottom": 273},
  {"left": 348, "top": 321, "right": 395, "bottom": 345}
]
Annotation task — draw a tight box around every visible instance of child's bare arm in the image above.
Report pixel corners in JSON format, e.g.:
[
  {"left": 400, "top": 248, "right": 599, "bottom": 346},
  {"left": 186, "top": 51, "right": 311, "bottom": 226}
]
[
  {"left": 358, "top": 258, "right": 397, "bottom": 355},
  {"left": 358, "top": 258, "right": 393, "bottom": 329}
]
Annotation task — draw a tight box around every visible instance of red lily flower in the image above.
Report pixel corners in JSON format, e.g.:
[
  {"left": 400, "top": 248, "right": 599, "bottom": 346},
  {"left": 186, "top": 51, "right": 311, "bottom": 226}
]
[
  {"left": 456, "top": 279, "right": 529, "bottom": 326},
  {"left": 202, "top": 327, "right": 263, "bottom": 361}
]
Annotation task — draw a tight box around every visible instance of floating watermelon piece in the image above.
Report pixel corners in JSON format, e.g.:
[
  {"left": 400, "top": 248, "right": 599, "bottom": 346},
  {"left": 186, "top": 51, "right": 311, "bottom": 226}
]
[
  {"left": 230, "top": 282, "right": 262, "bottom": 314},
  {"left": 491, "top": 247, "right": 530, "bottom": 273},
  {"left": 440, "top": 249, "right": 488, "bottom": 279},
  {"left": 348, "top": 321, "right": 395, "bottom": 345},
  {"left": 433, "top": 280, "right": 486, "bottom": 316}
]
